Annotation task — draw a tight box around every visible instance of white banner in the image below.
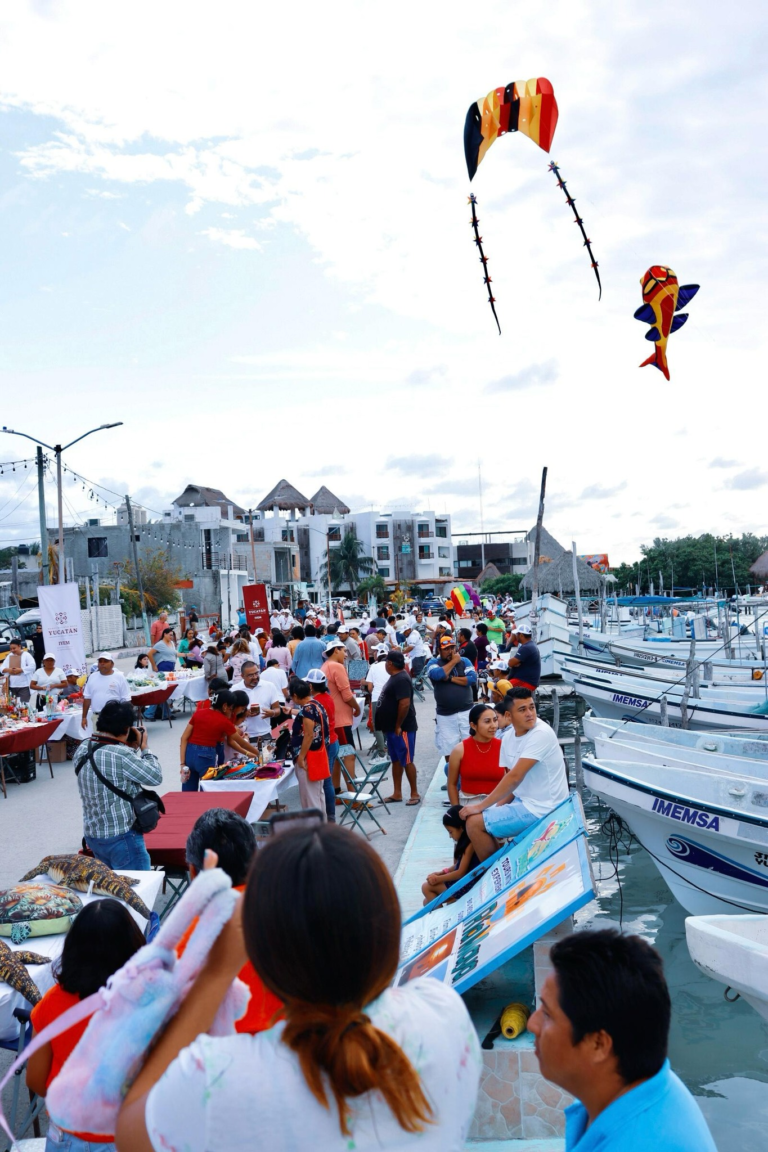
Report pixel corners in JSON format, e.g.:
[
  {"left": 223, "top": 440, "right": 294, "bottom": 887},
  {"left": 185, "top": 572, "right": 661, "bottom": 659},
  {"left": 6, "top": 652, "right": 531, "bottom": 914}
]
[{"left": 39, "top": 583, "right": 87, "bottom": 675}]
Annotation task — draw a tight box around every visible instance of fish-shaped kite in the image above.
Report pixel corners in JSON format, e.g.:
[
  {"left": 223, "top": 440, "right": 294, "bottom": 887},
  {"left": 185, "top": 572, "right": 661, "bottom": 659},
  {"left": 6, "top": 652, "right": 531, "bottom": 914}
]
[{"left": 634, "top": 266, "right": 699, "bottom": 380}]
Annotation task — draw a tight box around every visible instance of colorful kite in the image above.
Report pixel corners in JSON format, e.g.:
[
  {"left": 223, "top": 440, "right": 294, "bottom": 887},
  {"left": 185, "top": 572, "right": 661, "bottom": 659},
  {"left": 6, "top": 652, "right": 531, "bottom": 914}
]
[
  {"left": 464, "top": 583, "right": 481, "bottom": 607},
  {"left": 451, "top": 584, "right": 471, "bottom": 615},
  {"left": 634, "top": 266, "right": 699, "bottom": 380},
  {"left": 463, "top": 77, "right": 601, "bottom": 328},
  {"left": 547, "top": 162, "right": 601, "bottom": 299},
  {"left": 464, "top": 78, "right": 559, "bottom": 180}
]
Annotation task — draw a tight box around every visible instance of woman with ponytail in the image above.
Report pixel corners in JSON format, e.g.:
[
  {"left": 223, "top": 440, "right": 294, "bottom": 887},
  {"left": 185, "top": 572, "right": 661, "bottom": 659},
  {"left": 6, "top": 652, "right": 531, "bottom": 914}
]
[{"left": 116, "top": 825, "right": 481, "bottom": 1151}]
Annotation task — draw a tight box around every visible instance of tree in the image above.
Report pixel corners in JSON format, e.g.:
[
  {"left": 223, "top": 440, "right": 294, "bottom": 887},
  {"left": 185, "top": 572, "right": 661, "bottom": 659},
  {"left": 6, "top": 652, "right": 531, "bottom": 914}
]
[
  {"left": 480, "top": 574, "right": 523, "bottom": 598},
  {"left": 357, "top": 575, "right": 388, "bottom": 603},
  {"left": 121, "top": 548, "right": 183, "bottom": 616},
  {"left": 610, "top": 532, "right": 768, "bottom": 596},
  {"left": 320, "top": 532, "right": 375, "bottom": 594}
]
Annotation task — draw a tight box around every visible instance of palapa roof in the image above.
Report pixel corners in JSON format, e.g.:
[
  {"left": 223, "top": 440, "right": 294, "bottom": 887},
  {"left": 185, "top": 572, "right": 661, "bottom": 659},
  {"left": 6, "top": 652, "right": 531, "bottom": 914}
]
[
  {"left": 525, "top": 525, "right": 566, "bottom": 562},
  {"left": 257, "top": 479, "right": 311, "bottom": 512},
  {"left": 521, "top": 549, "right": 605, "bottom": 594},
  {"left": 309, "top": 486, "right": 351, "bottom": 515},
  {"left": 477, "top": 562, "right": 503, "bottom": 584},
  {"left": 172, "top": 484, "right": 245, "bottom": 517},
  {"left": 749, "top": 550, "right": 768, "bottom": 580}
]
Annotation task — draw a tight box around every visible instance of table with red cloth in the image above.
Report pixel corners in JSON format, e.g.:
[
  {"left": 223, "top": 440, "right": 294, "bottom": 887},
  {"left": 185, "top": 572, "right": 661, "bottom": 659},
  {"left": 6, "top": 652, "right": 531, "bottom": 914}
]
[
  {"left": 144, "top": 790, "right": 253, "bottom": 917},
  {"left": 0, "top": 717, "right": 63, "bottom": 798}
]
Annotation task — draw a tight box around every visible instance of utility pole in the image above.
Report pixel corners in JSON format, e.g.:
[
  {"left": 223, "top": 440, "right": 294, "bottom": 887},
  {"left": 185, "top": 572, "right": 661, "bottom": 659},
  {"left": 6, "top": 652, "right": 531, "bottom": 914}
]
[
  {"left": 36, "top": 446, "right": 49, "bottom": 585},
  {"left": 571, "top": 542, "right": 584, "bottom": 652},
  {"left": 248, "top": 509, "right": 257, "bottom": 581},
  {"left": 530, "top": 466, "right": 548, "bottom": 641},
  {"left": 125, "top": 495, "right": 151, "bottom": 644}
]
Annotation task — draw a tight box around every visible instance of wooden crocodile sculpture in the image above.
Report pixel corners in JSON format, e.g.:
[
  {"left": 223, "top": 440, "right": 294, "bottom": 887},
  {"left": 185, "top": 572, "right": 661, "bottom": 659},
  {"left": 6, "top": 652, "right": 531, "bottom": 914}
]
[
  {"left": 19, "top": 855, "right": 150, "bottom": 920},
  {"left": 0, "top": 939, "right": 50, "bottom": 1005}
]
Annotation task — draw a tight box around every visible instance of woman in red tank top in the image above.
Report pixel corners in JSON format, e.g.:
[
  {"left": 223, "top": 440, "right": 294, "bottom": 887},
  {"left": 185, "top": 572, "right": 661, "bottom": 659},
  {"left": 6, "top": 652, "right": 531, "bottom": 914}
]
[{"left": 446, "top": 703, "right": 504, "bottom": 805}]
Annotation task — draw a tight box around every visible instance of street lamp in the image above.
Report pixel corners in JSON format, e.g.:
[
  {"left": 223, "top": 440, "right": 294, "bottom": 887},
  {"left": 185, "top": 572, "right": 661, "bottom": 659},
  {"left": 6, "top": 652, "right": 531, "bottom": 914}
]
[{"left": 1, "top": 423, "right": 123, "bottom": 583}]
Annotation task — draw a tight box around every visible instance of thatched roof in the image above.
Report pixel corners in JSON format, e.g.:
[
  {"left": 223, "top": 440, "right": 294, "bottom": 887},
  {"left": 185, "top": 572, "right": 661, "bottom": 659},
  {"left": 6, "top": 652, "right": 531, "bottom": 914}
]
[
  {"left": 257, "top": 479, "right": 310, "bottom": 512},
  {"left": 309, "top": 486, "right": 351, "bottom": 515},
  {"left": 521, "top": 549, "right": 604, "bottom": 594},
  {"left": 525, "top": 525, "right": 565, "bottom": 563},
  {"left": 750, "top": 550, "right": 768, "bottom": 580},
  {"left": 477, "top": 562, "right": 503, "bottom": 584},
  {"left": 172, "top": 484, "right": 245, "bottom": 517}
]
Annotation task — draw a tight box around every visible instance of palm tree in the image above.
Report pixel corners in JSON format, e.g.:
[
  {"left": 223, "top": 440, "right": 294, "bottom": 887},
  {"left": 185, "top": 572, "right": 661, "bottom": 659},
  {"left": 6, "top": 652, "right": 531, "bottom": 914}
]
[{"left": 321, "top": 532, "right": 375, "bottom": 595}]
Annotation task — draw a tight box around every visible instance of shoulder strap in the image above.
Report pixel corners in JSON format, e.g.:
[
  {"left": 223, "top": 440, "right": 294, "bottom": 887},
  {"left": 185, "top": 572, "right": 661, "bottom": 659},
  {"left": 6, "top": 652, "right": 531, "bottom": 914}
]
[{"left": 77, "top": 740, "right": 134, "bottom": 804}]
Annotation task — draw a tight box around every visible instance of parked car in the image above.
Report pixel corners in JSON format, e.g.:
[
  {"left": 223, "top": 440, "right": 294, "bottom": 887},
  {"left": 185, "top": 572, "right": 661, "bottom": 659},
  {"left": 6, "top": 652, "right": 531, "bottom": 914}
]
[{"left": 419, "top": 597, "right": 447, "bottom": 616}]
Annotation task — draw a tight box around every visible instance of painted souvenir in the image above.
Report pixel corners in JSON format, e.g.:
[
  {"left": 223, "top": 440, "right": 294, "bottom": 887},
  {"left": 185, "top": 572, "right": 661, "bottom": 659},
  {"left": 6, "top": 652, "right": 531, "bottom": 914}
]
[{"left": 0, "top": 883, "right": 82, "bottom": 943}]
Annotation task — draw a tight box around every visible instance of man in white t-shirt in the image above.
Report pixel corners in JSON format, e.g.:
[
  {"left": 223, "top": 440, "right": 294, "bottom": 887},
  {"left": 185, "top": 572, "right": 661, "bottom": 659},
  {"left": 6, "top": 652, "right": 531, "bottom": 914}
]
[
  {"left": 81, "top": 652, "right": 131, "bottom": 729},
  {"left": 402, "top": 628, "right": 429, "bottom": 676},
  {"left": 260, "top": 660, "right": 290, "bottom": 700},
  {"left": 231, "top": 661, "right": 283, "bottom": 739},
  {"left": 461, "top": 686, "right": 569, "bottom": 860},
  {"left": 364, "top": 645, "right": 391, "bottom": 757}
]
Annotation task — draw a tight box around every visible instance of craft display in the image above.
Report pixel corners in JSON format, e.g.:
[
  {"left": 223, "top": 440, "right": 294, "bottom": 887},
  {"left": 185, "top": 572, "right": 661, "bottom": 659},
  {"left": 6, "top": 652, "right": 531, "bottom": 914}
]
[
  {"left": 20, "top": 856, "right": 150, "bottom": 919},
  {"left": 0, "top": 939, "right": 50, "bottom": 1006},
  {"left": 202, "top": 759, "right": 285, "bottom": 782},
  {"left": 0, "top": 883, "right": 82, "bottom": 943}
]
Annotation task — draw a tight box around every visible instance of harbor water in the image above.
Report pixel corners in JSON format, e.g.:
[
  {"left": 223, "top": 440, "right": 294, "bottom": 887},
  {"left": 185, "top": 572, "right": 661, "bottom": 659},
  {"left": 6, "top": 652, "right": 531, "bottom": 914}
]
[{"left": 543, "top": 694, "right": 768, "bottom": 1152}]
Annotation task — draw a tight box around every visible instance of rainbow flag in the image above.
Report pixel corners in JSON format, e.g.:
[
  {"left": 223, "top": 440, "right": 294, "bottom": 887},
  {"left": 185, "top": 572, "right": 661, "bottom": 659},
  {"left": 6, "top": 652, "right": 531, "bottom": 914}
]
[
  {"left": 451, "top": 585, "right": 471, "bottom": 615},
  {"left": 464, "top": 583, "right": 481, "bottom": 607}
]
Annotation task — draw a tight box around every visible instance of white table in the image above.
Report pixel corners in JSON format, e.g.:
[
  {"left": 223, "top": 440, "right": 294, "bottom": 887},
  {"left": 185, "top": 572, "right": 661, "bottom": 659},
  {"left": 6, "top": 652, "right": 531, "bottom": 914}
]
[
  {"left": 0, "top": 869, "right": 164, "bottom": 1041},
  {"left": 200, "top": 763, "right": 296, "bottom": 822}
]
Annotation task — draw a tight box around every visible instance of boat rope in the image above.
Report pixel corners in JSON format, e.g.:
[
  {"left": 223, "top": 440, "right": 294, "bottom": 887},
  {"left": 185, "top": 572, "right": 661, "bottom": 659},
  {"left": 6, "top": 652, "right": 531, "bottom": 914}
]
[
  {"left": 723, "top": 986, "right": 741, "bottom": 1003},
  {"left": 594, "top": 805, "right": 636, "bottom": 928}
]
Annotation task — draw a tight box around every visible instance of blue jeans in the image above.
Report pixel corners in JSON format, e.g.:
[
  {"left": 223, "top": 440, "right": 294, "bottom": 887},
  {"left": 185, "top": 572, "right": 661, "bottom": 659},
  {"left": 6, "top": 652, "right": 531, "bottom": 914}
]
[
  {"left": 322, "top": 741, "right": 338, "bottom": 821},
  {"left": 86, "top": 828, "right": 150, "bottom": 870},
  {"left": 145, "top": 662, "right": 175, "bottom": 719},
  {"left": 46, "top": 1124, "right": 113, "bottom": 1150},
  {"left": 183, "top": 743, "right": 218, "bottom": 791}
]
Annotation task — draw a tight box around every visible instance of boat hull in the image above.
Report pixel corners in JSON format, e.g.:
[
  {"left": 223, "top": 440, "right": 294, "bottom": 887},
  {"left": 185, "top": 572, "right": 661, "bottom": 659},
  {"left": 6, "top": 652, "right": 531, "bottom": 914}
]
[
  {"left": 685, "top": 914, "right": 768, "bottom": 1023},
  {"left": 583, "top": 759, "right": 768, "bottom": 915},
  {"left": 566, "top": 674, "right": 768, "bottom": 732}
]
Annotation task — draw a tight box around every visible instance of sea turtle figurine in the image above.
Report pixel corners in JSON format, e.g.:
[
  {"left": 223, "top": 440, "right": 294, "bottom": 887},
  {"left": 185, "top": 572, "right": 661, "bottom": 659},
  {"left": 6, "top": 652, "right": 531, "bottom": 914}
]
[
  {"left": 19, "top": 855, "right": 150, "bottom": 919},
  {"left": 0, "top": 939, "right": 50, "bottom": 1005}
]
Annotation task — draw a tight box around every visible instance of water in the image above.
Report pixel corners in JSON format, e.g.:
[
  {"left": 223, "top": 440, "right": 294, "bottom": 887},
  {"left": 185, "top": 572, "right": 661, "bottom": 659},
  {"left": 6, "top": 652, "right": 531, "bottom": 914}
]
[{"left": 544, "top": 695, "right": 768, "bottom": 1152}]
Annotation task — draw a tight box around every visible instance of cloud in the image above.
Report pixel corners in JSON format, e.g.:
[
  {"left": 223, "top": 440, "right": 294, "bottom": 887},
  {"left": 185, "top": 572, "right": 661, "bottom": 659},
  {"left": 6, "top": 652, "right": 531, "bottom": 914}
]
[
  {"left": 312, "top": 465, "right": 349, "bottom": 477},
  {"left": 199, "top": 227, "right": 261, "bottom": 251},
  {"left": 485, "top": 360, "right": 558, "bottom": 394},
  {"left": 427, "top": 477, "right": 482, "bottom": 496},
  {"left": 386, "top": 454, "right": 450, "bottom": 478},
  {"left": 650, "top": 514, "right": 680, "bottom": 528},
  {"left": 406, "top": 365, "right": 447, "bottom": 386},
  {"left": 579, "top": 481, "right": 628, "bottom": 501},
  {"left": 709, "top": 456, "right": 740, "bottom": 469},
  {"left": 725, "top": 468, "right": 768, "bottom": 490}
]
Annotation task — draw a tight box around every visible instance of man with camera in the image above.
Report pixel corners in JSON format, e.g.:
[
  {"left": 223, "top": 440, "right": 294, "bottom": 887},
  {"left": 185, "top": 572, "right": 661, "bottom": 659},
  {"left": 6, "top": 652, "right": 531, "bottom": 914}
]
[{"left": 73, "top": 699, "right": 163, "bottom": 870}]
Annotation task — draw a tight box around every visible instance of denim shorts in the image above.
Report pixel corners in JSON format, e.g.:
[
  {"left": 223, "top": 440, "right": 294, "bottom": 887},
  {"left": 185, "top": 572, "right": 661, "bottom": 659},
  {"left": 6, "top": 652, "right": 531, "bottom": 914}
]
[{"left": 483, "top": 798, "right": 539, "bottom": 841}]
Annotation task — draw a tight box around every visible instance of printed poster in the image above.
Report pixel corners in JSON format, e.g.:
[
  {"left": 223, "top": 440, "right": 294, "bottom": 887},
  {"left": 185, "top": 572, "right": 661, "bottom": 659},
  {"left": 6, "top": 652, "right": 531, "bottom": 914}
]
[
  {"left": 39, "top": 583, "right": 87, "bottom": 675},
  {"left": 395, "top": 795, "right": 595, "bottom": 994},
  {"left": 242, "top": 583, "right": 270, "bottom": 634}
]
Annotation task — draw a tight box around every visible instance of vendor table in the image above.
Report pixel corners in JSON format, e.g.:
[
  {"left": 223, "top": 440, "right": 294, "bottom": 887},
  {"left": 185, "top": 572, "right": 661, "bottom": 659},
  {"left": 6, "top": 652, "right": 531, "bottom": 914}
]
[
  {"left": 0, "top": 719, "right": 63, "bottom": 798},
  {"left": 0, "top": 869, "right": 164, "bottom": 1041},
  {"left": 200, "top": 762, "right": 296, "bottom": 822},
  {"left": 144, "top": 791, "right": 253, "bottom": 869}
]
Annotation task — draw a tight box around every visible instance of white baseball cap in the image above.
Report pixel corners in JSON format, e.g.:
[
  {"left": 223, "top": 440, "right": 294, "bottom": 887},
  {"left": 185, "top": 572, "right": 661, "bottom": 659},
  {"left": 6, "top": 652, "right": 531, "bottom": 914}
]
[
  {"left": 337, "top": 624, "right": 350, "bottom": 634},
  {"left": 324, "top": 638, "right": 346, "bottom": 654},
  {"left": 98, "top": 652, "right": 114, "bottom": 662},
  {"left": 374, "top": 643, "right": 389, "bottom": 655},
  {"left": 254, "top": 628, "right": 265, "bottom": 636},
  {"left": 42, "top": 652, "right": 57, "bottom": 662},
  {"left": 490, "top": 659, "right": 509, "bottom": 670},
  {"left": 516, "top": 624, "right": 533, "bottom": 635},
  {"left": 305, "top": 668, "right": 327, "bottom": 684}
]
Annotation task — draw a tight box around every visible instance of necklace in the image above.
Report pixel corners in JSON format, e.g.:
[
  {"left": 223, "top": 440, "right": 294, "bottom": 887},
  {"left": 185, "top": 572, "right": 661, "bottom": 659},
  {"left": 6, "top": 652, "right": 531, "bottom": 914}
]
[{"left": 472, "top": 737, "right": 495, "bottom": 755}]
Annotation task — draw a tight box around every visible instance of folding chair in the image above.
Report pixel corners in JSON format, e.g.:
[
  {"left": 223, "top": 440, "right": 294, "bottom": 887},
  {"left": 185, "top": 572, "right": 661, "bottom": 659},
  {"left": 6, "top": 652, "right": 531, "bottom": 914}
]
[
  {"left": 349, "top": 750, "right": 392, "bottom": 815},
  {"left": 0, "top": 1008, "right": 44, "bottom": 1146},
  {"left": 411, "top": 667, "right": 431, "bottom": 702},
  {"left": 336, "top": 760, "right": 387, "bottom": 838}
]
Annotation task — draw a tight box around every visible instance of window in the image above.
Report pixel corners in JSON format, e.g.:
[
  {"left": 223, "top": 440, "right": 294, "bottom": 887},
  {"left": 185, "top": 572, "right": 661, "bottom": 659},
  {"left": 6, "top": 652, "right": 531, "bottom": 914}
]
[
  {"left": 459, "top": 559, "right": 476, "bottom": 569},
  {"left": 375, "top": 523, "right": 389, "bottom": 539},
  {"left": 281, "top": 529, "right": 295, "bottom": 543},
  {"left": 327, "top": 525, "right": 341, "bottom": 541},
  {"left": 513, "top": 556, "right": 529, "bottom": 567},
  {"left": 439, "top": 567, "right": 451, "bottom": 577},
  {"left": 236, "top": 533, "right": 249, "bottom": 543},
  {"left": 87, "top": 537, "right": 108, "bottom": 558},
  {"left": 438, "top": 547, "right": 450, "bottom": 558},
  {"left": 378, "top": 567, "right": 390, "bottom": 578},
  {"left": 418, "top": 545, "right": 432, "bottom": 560},
  {"left": 435, "top": 524, "right": 448, "bottom": 538},
  {"left": 377, "top": 545, "right": 390, "bottom": 560},
  {"left": 417, "top": 522, "right": 430, "bottom": 539}
]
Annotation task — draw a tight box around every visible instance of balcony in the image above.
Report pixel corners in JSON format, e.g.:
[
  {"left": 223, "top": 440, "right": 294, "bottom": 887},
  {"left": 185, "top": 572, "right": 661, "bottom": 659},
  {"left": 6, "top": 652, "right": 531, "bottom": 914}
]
[{"left": 200, "top": 551, "right": 249, "bottom": 571}]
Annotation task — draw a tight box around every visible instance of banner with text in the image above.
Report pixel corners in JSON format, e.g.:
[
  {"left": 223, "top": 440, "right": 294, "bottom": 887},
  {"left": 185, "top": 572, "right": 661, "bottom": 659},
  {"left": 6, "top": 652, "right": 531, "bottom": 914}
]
[
  {"left": 39, "top": 583, "right": 87, "bottom": 675},
  {"left": 242, "top": 583, "right": 270, "bottom": 635}
]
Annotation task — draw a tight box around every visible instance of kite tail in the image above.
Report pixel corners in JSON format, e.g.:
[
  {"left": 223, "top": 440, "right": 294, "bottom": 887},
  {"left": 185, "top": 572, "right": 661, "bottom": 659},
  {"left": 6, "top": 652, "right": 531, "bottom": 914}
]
[
  {"left": 468, "top": 193, "right": 501, "bottom": 334},
  {"left": 547, "top": 162, "right": 602, "bottom": 300},
  {"left": 639, "top": 346, "right": 670, "bottom": 381}
]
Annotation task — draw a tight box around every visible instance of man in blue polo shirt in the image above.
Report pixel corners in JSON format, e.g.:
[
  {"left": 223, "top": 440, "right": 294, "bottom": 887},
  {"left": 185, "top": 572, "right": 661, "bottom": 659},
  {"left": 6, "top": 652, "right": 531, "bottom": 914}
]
[
  {"left": 527, "top": 929, "right": 716, "bottom": 1151},
  {"left": 290, "top": 623, "right": 326, "bottom": 679}
]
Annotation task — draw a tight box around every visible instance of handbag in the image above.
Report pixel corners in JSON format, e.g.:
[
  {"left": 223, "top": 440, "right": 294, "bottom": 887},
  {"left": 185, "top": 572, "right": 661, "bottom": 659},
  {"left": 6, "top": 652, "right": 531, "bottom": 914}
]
[
  {"left": 77, "top": 740, "right": 165, "bottom": 834},
  {"left": 0, "top": 868, "right": 247, "bottom": 1145},
  {"left": 305, "top": 744, "right": 330, "bottom": 782}
]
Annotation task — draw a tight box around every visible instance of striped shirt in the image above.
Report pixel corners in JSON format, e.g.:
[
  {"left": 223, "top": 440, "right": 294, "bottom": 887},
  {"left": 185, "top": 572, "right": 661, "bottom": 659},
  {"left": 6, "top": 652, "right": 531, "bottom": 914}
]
[{"left": 74, "top": 739, "right": 163, "bottom": 838}]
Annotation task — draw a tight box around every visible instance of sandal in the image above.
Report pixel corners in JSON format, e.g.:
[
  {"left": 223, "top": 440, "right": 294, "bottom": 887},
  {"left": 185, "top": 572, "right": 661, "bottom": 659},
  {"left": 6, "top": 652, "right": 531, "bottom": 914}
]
[
  {"left": 384, "top": 795, "right": 403, "bottom": 803},
  {"left": 406, "top": 796, "right": 422, "bottom": 806}
]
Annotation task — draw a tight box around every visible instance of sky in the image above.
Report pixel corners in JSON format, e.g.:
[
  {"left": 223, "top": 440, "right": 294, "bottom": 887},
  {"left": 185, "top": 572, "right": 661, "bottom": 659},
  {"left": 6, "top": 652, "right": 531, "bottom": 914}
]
[{"left": 0, "top": 0, "right": 765, "bottom": 563}]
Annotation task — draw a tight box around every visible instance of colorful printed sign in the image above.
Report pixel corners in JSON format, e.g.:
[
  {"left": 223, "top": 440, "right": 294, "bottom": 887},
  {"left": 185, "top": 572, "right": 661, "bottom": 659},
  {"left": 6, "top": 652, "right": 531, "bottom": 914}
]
[
  {"left": 242, "top": 583, "right": 270, "bottom": 635},
  {"left": 39, "top": 583, "right": 87, "bottom": 675},
  {"left": 580, "top": 553, "right": 610, "bottom": 573},
  {"left": 395, "top": 795, "right": 595, "bottom": 994}
]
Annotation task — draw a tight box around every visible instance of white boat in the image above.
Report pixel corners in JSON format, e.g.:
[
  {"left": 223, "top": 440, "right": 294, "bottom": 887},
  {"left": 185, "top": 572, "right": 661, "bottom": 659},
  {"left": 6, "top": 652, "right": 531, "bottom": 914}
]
[
  {"left": 584, "top": 714, "right": 768, "bottom": 764},
  {"left": 582, "top": 756, "right": 768, "bottom": 914},
  {"left": 564, "top": 670, "right": 768, "bottom": 732},
  {"left": 608, "top": 637, "right": 763, "bottom": 669},
  {"left": 563, "top": 653, "right": 767, "bottom": 688},
  {"left": 586, "top": 720, "right": 768, "bottom": 782},
  {"left": 685, "top": 914, "right": 768, "bottom": 1022}
]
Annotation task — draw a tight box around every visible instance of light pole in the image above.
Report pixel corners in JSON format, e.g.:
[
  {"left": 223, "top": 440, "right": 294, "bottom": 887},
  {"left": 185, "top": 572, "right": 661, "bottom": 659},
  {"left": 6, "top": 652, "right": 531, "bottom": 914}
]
[{"left": 1, "top": 423, "right": 123, "bottom": 583}]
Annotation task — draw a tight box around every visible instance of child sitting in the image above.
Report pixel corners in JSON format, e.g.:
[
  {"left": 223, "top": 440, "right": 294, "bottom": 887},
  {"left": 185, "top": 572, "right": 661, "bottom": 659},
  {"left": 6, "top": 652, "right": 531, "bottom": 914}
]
[
  {"left": 27, "top": 899, "right": 146, "bottom": 1151},
  {"left": 422, "top": 805, "right": 479, "bottom": 906}
]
